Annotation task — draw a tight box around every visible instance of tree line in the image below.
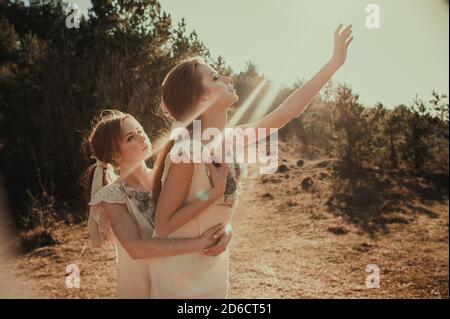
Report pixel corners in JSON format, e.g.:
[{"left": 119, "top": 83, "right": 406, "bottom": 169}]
[{"left": 1, "top": 0, "right": 448, "bottom": 230}]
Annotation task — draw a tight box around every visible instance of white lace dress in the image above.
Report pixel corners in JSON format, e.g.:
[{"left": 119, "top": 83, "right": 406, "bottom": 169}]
[{"left": 88, "top": 182, "right": 155, "bottom": 298}]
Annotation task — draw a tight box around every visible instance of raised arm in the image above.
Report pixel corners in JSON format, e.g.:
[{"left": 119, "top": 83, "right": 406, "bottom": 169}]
[
  {"left": 237, "top": 23, "right": 353, "bottom": 144},
  {"left": 104, "top": 202, "right": 225, "bottom": 259}
]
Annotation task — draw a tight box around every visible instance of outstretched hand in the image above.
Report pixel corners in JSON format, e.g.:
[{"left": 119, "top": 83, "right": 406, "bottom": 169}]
[{"left": 331, "top": 23, "right": 353, "bottom": 68}]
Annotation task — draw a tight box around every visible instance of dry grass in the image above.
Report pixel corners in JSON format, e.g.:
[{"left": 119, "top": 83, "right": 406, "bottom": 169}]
[{"left": 2, "top": 142, "right": 448, "bottom": 298}]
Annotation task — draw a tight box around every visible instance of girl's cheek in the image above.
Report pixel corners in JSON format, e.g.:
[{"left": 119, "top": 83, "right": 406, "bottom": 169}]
[{"left": 122, "top": 144, "right": 137, "bottom": 156}]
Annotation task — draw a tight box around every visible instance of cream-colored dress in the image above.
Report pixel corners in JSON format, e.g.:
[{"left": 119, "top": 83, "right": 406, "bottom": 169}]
[
  {"left": 88, "top": 182, "right": 155, "bottom": 298},
  {"left": 150, "top": 140, "right": 245, "bottom": 299}
]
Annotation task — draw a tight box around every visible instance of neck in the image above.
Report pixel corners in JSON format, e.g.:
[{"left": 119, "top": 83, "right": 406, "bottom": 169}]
[
  {"left": 199, "top": 108, "right": 227, "bottom": 133},
  {"left": 198, "top": 108, "right": 229, "bottom": 162},
  {"left": 119, "top": 161, "right": 150, "bottom": 188}
]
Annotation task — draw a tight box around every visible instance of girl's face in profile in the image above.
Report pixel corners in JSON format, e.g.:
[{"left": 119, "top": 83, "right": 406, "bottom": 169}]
[
  {"left": 118, "top": 117, "right": 152, "bottom": 165},
  {"left": 198, "top": 63, "right": 238, "bottom": 112}
]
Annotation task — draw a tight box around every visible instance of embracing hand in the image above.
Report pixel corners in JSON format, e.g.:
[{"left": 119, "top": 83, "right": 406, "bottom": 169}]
[
  {"left": 203, "top": 224, "right": 233, "bottom": 256},
  {"left": 198, "top": 223, "right": 226, "bottom": 251},
  {"left": 330, "top": 23, "right": 353, "bottom": 68}
]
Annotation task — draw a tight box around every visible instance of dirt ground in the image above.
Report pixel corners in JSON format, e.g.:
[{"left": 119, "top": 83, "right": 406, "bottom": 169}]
[{"left": 1, "top": 142, "right": 448, "bottom": 298}]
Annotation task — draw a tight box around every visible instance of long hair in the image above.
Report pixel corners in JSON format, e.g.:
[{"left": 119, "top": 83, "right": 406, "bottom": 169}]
[
  {"left": 152, "top": 57, "right": 206, "bottom": 205},
  {"left": 82, "top": 109, "right": 132, "bottom": 209}
]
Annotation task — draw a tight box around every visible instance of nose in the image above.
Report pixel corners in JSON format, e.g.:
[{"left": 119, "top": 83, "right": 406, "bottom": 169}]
[{"left": 137, "top": 134, "right": 146, "bottom": 143}]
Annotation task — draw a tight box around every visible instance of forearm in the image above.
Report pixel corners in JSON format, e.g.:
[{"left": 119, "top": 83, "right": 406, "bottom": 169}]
[
  {"left": 240, "top": 23, "right": 352, "bottom": 139},
  {"left": 246, "top": 60, "right": 340, "bottom": 135},
  {"left": 156, "top": 189, "right": 220, "bottom": 237},
  {"left": 282, "top": 60, "right": 339, "bottom": 120},
  {"left": 126, "top": 237, "right": 202, "bottom": 259}
]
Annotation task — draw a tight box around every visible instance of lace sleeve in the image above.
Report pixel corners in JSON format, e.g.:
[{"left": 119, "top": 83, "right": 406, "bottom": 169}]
[
  {"left": 88, "top": 183, "right": 126, "bottom": 247},
  {"left": 89, "top": 183, "right": 126, "bottom": 206}
]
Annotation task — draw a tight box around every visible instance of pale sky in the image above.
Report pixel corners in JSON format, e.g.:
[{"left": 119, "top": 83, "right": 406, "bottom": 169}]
[{"left": 64, "top": 0, "right": 449, "bottom": 107}]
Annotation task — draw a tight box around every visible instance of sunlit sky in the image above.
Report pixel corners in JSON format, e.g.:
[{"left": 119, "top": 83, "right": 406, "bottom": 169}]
[{"left": 67, "top": 0, "right": 448, "bottom": 106}]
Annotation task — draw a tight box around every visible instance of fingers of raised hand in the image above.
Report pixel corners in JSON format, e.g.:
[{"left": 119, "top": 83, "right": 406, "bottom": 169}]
[
  {"left": 341, "top": 25, "right": 353, "bottom": 41},
  {"left": 345, "top": 36, "right": 354, "bottom": 48},
  {"left": 335, "top": 24, "right": 352, "bottom": 42},
  {"left": 334, "top": 23, "right": 343, "bottom": 39}
]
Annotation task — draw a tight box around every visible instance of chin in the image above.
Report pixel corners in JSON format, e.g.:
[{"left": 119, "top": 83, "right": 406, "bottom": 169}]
[
  {"left": 226, "top": 94, "right": 239, "bottom": 108},
  {"left": 215, "top": 94, "right": 238, "bottom": 112}
]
